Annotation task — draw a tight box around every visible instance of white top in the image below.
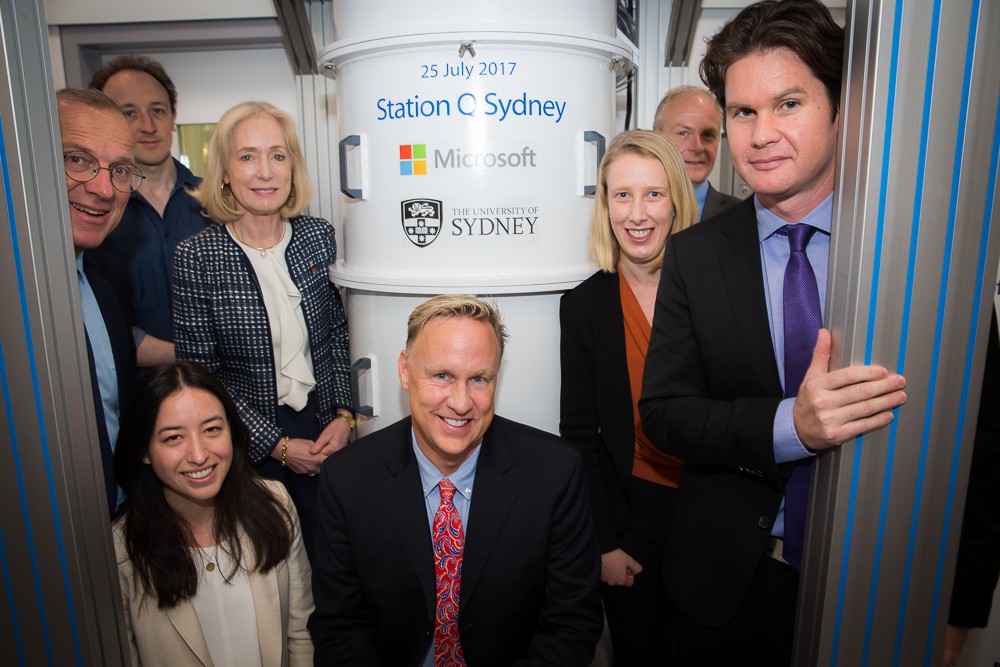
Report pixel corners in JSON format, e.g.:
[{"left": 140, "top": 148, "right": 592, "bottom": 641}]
[
  {"left": 191, "top": 544, "right": 263, "bottom": 667},
  {"left": 229, "top": 221, "right": 316, "bottom": 410}
]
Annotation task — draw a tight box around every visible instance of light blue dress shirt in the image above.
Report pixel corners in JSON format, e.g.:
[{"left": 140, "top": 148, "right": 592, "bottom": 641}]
[
  {"left": 693, "top": 180, "right": 710, "bottom": 221},
  {"left": 77, "top": 255, "right": 125, "bottom": 508},
  {"left": 412, "top": 434, "right": 480, "bottom": 667},
  {"left": 77, "top": 256, "right": 120, "bottom": 453},
  {"left": 755, "top": 193, "right": 833, "bottom": 537}
]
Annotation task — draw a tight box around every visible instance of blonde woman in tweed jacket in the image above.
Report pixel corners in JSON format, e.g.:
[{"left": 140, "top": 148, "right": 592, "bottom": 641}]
[{"left": 173, "top": 101, "right": 353, "bottom": 560}]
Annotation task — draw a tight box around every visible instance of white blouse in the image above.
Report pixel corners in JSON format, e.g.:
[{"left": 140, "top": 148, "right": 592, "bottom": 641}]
[
  {"left": 190, "top": 544, "right": 263, "bottom": 667},
  {"left": 229, "top": 221, "right": 316, "bottom": 411}
]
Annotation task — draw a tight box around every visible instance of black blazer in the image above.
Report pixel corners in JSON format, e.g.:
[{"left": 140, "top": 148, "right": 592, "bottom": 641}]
[
  {"left": 702, "top": 183, "right": 742, "bottom": 221},
  {"left": 82, "top": 249, "right": 138, "bottom": 515},
  {"left": 309, "top": 415, "right": 603, "bottom": 666},
  {"left": 949, "top": 310, "right": 1000, "bottom": 628},
  {"left": 560, "top": 270, "right": 651, "bottom": 553},
  {"left": 639, "top": 198, "right": 788, "bottom": 626}
]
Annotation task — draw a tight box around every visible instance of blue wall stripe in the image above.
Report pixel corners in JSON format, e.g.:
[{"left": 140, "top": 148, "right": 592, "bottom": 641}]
[
  {"left": 1, "top": 357, "right": 27, "bottom": 666},
  {"left": 923, "top": 56, "right": 998, "bottom": 667},
  {"left": 830, "top": 0, "right": 904, "bottom": 663},
  {"left": 888, "top": 0, "right": 945, "bottom": 662},
  {"left": 1, "top": 113, "right": 81, "bottom": 663}
]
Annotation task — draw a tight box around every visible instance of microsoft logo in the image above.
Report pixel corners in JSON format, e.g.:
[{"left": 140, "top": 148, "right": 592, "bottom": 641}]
[{"left": 399, "top": 144, "right": 427, "bottom": 176}]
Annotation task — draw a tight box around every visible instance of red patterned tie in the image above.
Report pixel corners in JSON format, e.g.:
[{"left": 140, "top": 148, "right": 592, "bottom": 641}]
[{"left": 433, "top": 479, "right": 466, "bottom": 666}]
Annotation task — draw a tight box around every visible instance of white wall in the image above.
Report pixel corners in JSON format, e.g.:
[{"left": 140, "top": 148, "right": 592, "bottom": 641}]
[
  {"left": 43, "top": 0, "right": 274, "bottom": 25},
  {"left": 135, "top": 49, "right": 298, "bottom": 127}
]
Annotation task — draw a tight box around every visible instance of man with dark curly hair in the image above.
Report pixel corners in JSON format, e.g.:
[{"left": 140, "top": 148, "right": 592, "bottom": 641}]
[{"left": 640, "top": 2, "right": 908, "bottom": 663}]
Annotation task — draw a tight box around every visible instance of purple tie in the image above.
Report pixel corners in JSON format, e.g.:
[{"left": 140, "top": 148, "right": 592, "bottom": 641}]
[{"left": 779, "top": 223, "right": 822, "bottom": 571}]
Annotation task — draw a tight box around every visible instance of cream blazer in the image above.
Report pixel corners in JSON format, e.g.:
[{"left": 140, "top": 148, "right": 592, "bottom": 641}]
[{"left": 113, "top": 480, "right": 314, "bottom": 666}]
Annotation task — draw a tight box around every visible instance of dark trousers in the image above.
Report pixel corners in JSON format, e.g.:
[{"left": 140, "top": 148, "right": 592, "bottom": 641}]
[
  {"left": 603, "top": 477, "right": 678, "bottom": 666},
  {"left": 671, "top": 555, "right": 799, "bottom": 667},
  {"left": 257, "top": 392, "right": 321, "bottom": 562}
]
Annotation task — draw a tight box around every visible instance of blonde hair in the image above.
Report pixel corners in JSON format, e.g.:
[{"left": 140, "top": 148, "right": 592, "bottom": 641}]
[
  {"left": 588, "top": 130, "right": 698, "bottom": 272},
  {"left": 406, "top": 295, "right": 508, "bottom": 359},
  {"left": 652, "top": 85, "right": 723, "bottom": 133},
  {"left": 192, "top": 101, "right": 312, "bottom": 223}
]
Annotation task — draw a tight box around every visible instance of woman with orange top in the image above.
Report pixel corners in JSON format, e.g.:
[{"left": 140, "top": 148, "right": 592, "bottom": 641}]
[{"left": 559, "top": 130, "right": 697, "bottom": 665}]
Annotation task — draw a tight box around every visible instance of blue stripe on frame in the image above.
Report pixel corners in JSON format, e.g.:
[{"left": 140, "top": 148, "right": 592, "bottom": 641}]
[
  {"left": 888, "top": 0, "right": 945, "bottom": 663},
  {"left": 0, "top": 106, "right": 82, "bottom": 664},
  {"left": 830, "top": 0, "right": 905, "bottom": 663},
  {"left": 922, "top": 18, "right": 997, "bottom": 666}
]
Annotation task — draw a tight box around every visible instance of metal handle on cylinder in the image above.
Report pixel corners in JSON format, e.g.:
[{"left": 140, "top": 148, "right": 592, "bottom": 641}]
[
  {"left": 339, "top": 134, "right": 364, "bottom": 199},
  {"left": 583, "top": 131, "right": 606, "bottom": 196},
  {"left": 350, "top": 356, "right": 375, "bottom": 418}
]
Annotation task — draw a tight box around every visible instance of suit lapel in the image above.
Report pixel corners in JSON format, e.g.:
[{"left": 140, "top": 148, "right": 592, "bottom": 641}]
[
  {"left": 83, "top": 254, "right": 131, "bottom": 400},
  {"left": 717, "top": 202, "right": 783, "bottom": 395},
  {"left": 248, "top": 530, "right": 283, "bottom": 667},
  {"left": 460, "top": 425, "right": 516, "bottom": 609},
  {"left": 703, "top": 185, "right": 721, "bottom": 220},
  {"left": 164, "top": 601, "right": 213, "bottom": 666},
  {"left": 592, "top": 274, "right": 636, "bottom": 482},
  {"left": 380, "top": 428, "right": 436, "bottom": 620},
  {"left": 81, "top": 326, "right": 117, "bottom": 515}
]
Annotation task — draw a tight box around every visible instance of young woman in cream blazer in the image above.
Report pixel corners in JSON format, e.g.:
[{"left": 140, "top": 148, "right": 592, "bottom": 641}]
[{"left": 113, "top": 362, "right": 313, "bottom": 667}]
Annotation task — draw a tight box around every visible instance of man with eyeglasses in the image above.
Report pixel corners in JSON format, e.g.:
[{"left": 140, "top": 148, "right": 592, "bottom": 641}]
[
  {"left": 90, "top": 56, "right": 207, "bottom": 347},
  {"left": 59, "top": 87, "right": 158, "bottom": 517}
]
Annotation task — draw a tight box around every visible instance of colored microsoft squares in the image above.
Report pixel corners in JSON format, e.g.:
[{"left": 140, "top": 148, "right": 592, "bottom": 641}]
[{"left": 399, "top": 143, "right": 427, "bottom": 176}]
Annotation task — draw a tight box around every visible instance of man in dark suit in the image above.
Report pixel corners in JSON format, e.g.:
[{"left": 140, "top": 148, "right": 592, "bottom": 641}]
[
  {"left": 653, "top": 85, "right": 741, "bottom": 221},
  {"left": 58, "top": 88, "right": 144, "bottom": 516},
  {"left": 639, "top": 1, "right": 908, "bottom": 664},
  {"left": 309, "top": 295, "right": 603, "bottom": 666}
]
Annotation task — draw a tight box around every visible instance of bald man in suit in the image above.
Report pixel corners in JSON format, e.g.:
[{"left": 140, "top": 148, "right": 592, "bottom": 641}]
[{"left": 653, "top": 85, "right": 741, "bottom": 221}]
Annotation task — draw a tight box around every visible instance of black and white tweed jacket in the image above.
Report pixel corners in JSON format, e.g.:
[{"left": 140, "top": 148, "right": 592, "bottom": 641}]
[{"left": 172, "top": 216, "right": 352, "bottom": 463}]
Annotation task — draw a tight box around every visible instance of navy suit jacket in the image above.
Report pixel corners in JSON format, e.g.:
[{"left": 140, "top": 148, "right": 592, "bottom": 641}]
[
  {"left": 309, "top": 415, "right": 603, "bottom": 666},
  {"left": 82, "top": 249, "right": 137, "bottom": 516},
  {"left": 639, "top": 198, "right": 789, "bottom": 626}
]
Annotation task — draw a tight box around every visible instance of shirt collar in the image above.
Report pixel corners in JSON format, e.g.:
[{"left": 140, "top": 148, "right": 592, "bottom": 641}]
[
  {"left": 411, "top": 432, "right": 480, "bottom": 503},
  {"left": 129, "top": 157, "right": 200, "bottom": 203},
  {"left": 173, "top": 158, "right": 201, "bottom": 189},
  {"left": 756, "top": 191, "right": 834, "bottom": 242},
  {"left": 694, "top": 180, "right": 709, "bottom": 220}
]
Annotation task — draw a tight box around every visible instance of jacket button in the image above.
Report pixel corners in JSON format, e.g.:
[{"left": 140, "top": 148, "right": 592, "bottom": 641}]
[{"left": 758, "top": 515, "right": 771, "bottom": 529}]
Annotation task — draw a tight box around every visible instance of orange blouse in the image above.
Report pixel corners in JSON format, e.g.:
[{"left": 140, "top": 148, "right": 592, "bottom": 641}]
[{"left": 620, "top": 272, "right": 682, "bottom": 488}]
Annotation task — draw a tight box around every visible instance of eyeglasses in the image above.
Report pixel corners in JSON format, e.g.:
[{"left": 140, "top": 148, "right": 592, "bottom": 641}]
[{"left": 64, "top": 150, "right": 145, "bottom": 193}]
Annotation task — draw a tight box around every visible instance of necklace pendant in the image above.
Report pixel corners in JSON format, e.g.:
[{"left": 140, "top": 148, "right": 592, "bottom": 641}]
[{"left": 206, "top": 561, "right": 216, "bottom": 572}]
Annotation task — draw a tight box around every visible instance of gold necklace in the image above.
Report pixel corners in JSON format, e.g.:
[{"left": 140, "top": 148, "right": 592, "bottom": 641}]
[
  {"left": 231, "top": 221, "right": 285, "bottom": 257},
  {"left": 200, "top": 544, "right": 219, "bottom": 573}
]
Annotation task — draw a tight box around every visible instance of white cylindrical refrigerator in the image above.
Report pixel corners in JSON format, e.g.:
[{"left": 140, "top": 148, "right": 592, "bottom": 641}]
[{"left": 320, "top": 0, "right": 632, "bottom": 436}]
